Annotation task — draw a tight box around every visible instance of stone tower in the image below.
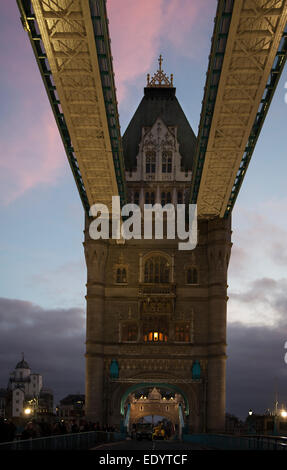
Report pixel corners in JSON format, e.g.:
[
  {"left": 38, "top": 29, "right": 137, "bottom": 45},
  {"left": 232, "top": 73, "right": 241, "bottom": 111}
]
[{"left": 84, "top": 58, "right": 232, "bottom": 433}]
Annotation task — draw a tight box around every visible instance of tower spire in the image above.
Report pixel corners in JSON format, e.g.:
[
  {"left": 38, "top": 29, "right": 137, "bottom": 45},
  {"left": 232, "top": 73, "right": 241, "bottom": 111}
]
[{"left": 146, "top": 55, "right": 174, "bottom": 88}]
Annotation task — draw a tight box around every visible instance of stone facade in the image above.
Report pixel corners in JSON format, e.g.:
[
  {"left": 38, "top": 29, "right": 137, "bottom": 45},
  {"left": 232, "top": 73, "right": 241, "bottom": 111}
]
[{"left": 84, "top": 83, "right": 232, "bottom": 433}]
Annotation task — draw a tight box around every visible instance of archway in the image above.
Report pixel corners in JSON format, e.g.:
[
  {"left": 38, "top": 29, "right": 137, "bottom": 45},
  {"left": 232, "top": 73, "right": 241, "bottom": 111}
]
[
  {"left": 121, "top": 385, "right": 189, "bottom": 438},
  {"left": 120, "top": 383, "right": 190, "bottom": 416}
]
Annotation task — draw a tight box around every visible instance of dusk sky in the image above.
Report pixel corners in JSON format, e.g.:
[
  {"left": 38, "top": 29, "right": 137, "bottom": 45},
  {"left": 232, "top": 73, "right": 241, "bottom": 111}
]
[{"left": 0, "top": 0, "right": 287, "bottom": 420}]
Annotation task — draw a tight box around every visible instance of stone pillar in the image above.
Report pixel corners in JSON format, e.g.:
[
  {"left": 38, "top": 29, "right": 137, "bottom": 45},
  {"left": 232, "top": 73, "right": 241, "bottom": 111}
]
[
  {"left": 84, "top": 216, "right": 108, "bottom": 423},
  {"left": 206, "top": 216, "right": 232, "bottom": 432}
]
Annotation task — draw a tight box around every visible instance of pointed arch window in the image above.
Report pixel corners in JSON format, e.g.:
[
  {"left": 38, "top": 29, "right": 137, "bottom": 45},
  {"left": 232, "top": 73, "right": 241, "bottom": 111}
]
[
  {"left": 162, "top": 151, "right": 172, "bottom": 173},
  {"left": 116, "top": 267, "right": 127, "bottom": 284},
  {"left": 186, "top": 267, "right": 198, "bottom": 285},
  {"left": 144, "top": 256, "right": 170, "bottom": 283},
  {"left": 146, "top": 151, "right": 156, "bottom": 174},
  {"left": 121, "top": 322, "right": 138, "bottom": 342},
  {"left": 175, "top": 323, "right": 190, "bottom": 342}
]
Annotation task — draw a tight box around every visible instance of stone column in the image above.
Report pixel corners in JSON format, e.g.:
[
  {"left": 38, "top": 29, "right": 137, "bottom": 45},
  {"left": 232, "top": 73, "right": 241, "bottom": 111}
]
[
  {"left": 84, "top": 216, "right": 108, "bottom": 423},
  {"left": 206, "top": 216, "right": 232, "bottom": 432}
]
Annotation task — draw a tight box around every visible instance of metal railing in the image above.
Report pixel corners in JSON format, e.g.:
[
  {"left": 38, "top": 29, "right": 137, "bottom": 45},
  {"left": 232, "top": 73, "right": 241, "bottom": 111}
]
[
  {"left": 183, "top": 433, "right": 287, "bottom": 450},
  {"left": 0, "top": 430, "right": 125, "bottom": 451}
]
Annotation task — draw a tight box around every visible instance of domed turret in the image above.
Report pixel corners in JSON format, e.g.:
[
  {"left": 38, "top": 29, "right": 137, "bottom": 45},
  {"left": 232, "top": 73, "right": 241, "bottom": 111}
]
[{"left": 15, "top": 353, "right": 30, "bottom": 370}]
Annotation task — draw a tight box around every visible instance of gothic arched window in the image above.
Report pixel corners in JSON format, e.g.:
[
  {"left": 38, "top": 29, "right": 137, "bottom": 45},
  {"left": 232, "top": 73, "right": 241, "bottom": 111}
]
[
  {"left": 175, "top": 323, "right": 190, "bottom": 342},
  {"left": 144, "top": 256, "right": 170, "bottom": 283},
  {"left": 116, "top": 267, "right": 127, "bottom": 284},
  {"left": 186, "top": 267, "right": 198, "bottom": 285},
  {"left": 143, "top": 316, "right": 168, "bottom": 342},
  {"left": 146, "top": 151, "right": 156, "bottom": 174},
  {"left": 121, "top": 322, "right": 138, "bottom": 342},
  {"left": 162, "top": 151, "right": 172, "bottom": 173}
]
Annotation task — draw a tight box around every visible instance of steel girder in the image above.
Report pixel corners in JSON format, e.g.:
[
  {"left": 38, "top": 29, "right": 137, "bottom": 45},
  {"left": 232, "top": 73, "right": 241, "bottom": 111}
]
[
  {"left": 191, "top": 0, "right": 287, "bottom": 219},
  {"left": 17, "top": 0, "right": 127, "bottom": 214}
]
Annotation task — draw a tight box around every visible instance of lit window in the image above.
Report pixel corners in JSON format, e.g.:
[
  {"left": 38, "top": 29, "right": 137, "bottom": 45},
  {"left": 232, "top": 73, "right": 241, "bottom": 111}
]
[
  {"left": 144, "top": 331, "right": 168, "bottom": 342},
  {"left": 162, "top": 151, "right": 172, "bottom": 173},
  {"left": 121, "top": 322, "right": 138, "bottom": 342},
  {"left": 175, "top": 323, "right": 190, "bottom": 342},
  {"left": 186, "top": 267, "right": 198, "bottom": 285},
  {"left": 143, "top": 316, "right": 168, "bottom": 343}
]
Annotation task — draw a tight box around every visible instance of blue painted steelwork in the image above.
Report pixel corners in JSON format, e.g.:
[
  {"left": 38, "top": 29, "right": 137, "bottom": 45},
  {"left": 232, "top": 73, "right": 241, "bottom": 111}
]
[
  {"left": 190, "top": 0, "right": 235, "bottom": 206},
  {"left": 16, "top": 0, "right": 90, "bottom": 215},
  {"left": 110, "top": 359, "right": 119, "bottom": 379},
  {"left": 224, "top": 26, "right": 287, "bottom": 217}
]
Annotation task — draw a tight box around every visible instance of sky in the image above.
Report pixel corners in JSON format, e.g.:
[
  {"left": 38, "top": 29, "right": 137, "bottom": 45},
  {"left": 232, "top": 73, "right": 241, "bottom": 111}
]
[{"left": 0, "top": 0, "right": 287, "bottom": 420}]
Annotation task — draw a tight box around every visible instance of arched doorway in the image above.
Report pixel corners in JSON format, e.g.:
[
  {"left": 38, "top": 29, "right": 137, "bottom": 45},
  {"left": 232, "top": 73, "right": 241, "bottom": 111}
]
[{"left": 121, "top": 385, "right": 188, "bottom": 438}]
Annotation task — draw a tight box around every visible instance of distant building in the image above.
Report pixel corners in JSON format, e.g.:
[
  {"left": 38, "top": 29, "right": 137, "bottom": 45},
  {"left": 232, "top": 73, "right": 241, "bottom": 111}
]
[
  {"left": 57, "top": 394, "right": 85, "bottom": 421},
  {"left": 0, "top": 389, "right": 7, "bottom": 418},
  {"left": 6, "top": 355, "right": 53, "bottom": 419}
]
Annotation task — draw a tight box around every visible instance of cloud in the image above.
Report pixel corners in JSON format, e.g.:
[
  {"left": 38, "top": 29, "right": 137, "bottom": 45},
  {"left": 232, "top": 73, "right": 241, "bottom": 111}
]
[
  {"left": 0, "top": 2, "right": 67, "bottom": 205},
  {"left": 107, "top": 0, "right": 212, "bottom": 102},
  {"left": 227, "top": 320, "right": 287, "bottom": 419},
  {"left": 228, "top": 276, "right": 287, "bottom": 327},
  {"left": 0, "top": 297, "right": 85, "bottom": 404},
  {"left": 0, "top": 295, "right": 286, "bottom": 419}
]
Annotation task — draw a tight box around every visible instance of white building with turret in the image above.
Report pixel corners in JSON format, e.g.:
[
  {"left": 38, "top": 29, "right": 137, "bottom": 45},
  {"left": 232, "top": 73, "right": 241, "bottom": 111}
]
[{"left": 7, "top": 355, "right": 43, "bottom": 418}]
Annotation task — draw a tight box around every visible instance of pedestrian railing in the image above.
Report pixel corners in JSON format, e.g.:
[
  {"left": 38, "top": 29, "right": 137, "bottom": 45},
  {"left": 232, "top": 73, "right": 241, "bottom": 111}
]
[
  {"left": 183, "top": 433, "right": 287, "bottom": 450},
  {"left": 0, "top": 430, "right": 126, "bottom": 451}
]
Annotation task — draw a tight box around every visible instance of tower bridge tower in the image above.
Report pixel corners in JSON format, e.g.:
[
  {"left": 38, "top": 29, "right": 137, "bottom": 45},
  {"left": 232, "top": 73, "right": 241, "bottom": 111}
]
[{"left": 84, "top": 58, "right": 232, "bottom": 433}]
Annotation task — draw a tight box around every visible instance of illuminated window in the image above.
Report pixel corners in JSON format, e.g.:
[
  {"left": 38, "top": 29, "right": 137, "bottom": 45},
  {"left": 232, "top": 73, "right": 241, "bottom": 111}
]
[
  {"left": 116, "top": 267, "right": 127, "bottom": 284},
  {"left": 144, "top": 256, "right": 170, "bottom": 283},
  {"left": 175, "top": 323, "right": 190, "bottom": 342},
  {"left": 146, "top": 151, "right": 156, "bottom": 174},
  {"left": 186, "top": 267, "right": 198, "bottom": 285},
  {"left": 162, "top": 151, "right": 172, "bottom": 173},
  {"left": 143, "top": 316, "right": 168, "bottom": 342},
  {"left": 143, "top": 331, "right": 168, "bottom": 343},
  {"left": 121, "top": 322, "right": 138, "bottom": 342}
]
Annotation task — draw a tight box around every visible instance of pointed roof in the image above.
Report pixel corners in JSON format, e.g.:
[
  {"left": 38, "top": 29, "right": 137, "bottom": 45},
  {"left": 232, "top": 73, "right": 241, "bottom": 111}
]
[{"left": 122, "top": 86, "right": 197, "bottom": 170}]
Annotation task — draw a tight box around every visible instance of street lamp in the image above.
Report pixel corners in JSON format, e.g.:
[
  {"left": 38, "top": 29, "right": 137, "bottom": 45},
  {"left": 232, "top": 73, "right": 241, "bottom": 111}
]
[
  {"left": 280, "top": 410, "right": 287, "bottom": 419},
  {"left": 24, "top": 407, "right": 32, "bottom": 416},
  {"left": 249, "top": 409, "right": 253, "bottom": 416}
]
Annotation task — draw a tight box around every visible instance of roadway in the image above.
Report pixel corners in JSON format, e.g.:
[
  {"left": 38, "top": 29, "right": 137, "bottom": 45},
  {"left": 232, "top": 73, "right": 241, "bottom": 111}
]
[{"left": 92, "top": 437, "right": 210, "bottom": 451}]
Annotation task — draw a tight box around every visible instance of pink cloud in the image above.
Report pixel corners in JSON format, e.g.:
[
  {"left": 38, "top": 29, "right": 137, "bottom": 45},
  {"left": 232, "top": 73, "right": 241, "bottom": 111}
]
[
  {"left": 0, "top": 108, "right": 65, "bottom": 205},
  {"left": 107, "top": 0, "right": 215, "bottom": 102},
  {"left": 0, "top": 2, "right": 66, "bottom": 205}
]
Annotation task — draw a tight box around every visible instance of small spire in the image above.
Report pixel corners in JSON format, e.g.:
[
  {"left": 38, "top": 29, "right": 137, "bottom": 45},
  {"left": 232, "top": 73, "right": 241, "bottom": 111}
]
[{"left": 146, "top": 55, "right": 174, "bottom": 88}]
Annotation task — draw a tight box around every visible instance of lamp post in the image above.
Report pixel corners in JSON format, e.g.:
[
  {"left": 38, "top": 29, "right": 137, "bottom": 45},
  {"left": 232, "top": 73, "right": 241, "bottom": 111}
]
[{"left": 247, "top": 409, "right": 254, "bottom": 435}]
